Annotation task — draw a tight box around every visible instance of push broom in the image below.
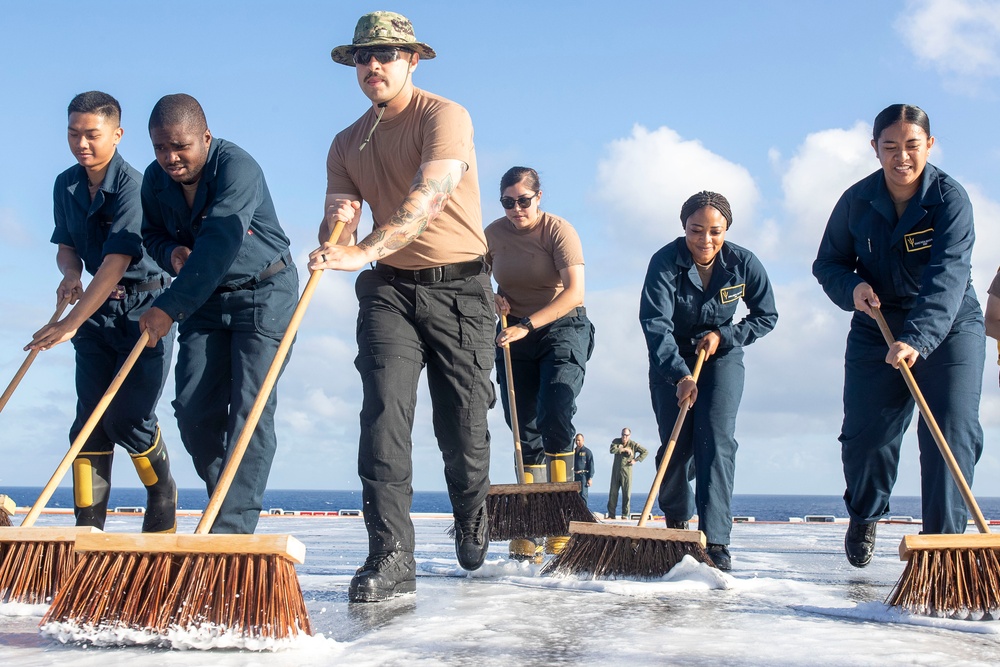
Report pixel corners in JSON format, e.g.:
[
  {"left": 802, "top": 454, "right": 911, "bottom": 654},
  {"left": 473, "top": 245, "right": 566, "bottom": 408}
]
[
  {"left": 40, "top": 224, "right": 353, "bottom": 643},
  {"left": 0, "top": 328, "right": 147, "bottom": 604},
  {"left": 484, "top": 314, "right": 595, "bottom": 544},
  {"left": 0, "top": 495, "right": 14, "bottom": 528},
  {"left": 541, "top": 348, "right": 714, "bottom": 578},
  {"left": 872, "top": 307, "right": 1000, "bottom": 617},
  {"left": 0, "top": 300, "right": 71, "bottom": 530},
  {"left": 0, "top": 296, "right": 71, "bottom": 416}
]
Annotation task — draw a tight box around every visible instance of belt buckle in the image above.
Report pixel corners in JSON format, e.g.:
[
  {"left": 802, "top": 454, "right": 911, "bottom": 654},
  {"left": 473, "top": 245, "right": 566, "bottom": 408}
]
[
  {"left": 420, "top": 267, "right": 443, "bottom": 283},
  {"left": 108, "top": 284, "right": 127, "bottom": 300}
]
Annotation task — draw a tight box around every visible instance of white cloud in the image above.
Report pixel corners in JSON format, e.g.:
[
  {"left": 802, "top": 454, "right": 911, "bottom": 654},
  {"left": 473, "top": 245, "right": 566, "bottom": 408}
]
[
  {"left": 897, "top": 0, "right": 1000, "bottom": 81},
  {"left": 592, "top": 124, "right": 761, "bottom": 249},
  {"left": 779, "top": 122, "right": 876, "bottom": 258},
  {"left": 576, "top": 120, "right": 1000, "bottom": 497}
]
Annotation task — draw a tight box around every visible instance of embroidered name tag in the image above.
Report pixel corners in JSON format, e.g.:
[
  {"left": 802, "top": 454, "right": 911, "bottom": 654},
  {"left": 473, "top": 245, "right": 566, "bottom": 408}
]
[
  {"left": 720, "top": 284, "right": 745, "bottom": 304},
  {"left": 904, "top": 228, "right": 933, "bottom": 252}
]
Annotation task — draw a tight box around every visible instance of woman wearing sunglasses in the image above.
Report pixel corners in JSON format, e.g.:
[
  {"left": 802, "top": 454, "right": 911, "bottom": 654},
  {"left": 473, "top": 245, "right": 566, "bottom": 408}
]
[
  {"left": 640, "top": 191, "right": 777, "bottom": 571},
  {"left": 485, "top": 166, "right": 595, "bottom": 560}
]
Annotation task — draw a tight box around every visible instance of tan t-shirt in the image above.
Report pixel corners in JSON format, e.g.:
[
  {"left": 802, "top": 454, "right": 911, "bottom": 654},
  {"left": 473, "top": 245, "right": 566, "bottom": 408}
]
[
  {"left": 989, "top": 270, "right": 1000, "bottom": 298},
  {"left": 485, "top": 211, "right": 584, "bottom": 317},
  {"left": 326, "top": 88, "right": 486, "bottom": 270}
]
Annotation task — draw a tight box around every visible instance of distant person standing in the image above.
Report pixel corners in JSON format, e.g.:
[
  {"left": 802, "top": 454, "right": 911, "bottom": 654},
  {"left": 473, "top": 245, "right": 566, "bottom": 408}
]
[
  {"left": 27, "top": 91, "right": 176, "bottom": 533},
  {"left": 139, "top": 94, "right": 299, "bottom": 535},
  {"left": 607, "top": 427, "right": 646, "bottom": 519},
  {"left": 573, "top": 433, "right": 594, "bottom": 503},
  {"left": 309, "top": 11, "right": 494, "bottom": 602},
  {"left": 813, "top": 104, "right": 984, "bottom": 569}
]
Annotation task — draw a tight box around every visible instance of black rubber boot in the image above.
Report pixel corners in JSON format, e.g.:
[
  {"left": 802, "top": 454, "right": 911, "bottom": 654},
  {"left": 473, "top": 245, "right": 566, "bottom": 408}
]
[
  {"left": 73, "top": 450, "right": 113, "bottom": 529},
  {"left": 130, "top": 429, "right": 177, "bottom": 533}
]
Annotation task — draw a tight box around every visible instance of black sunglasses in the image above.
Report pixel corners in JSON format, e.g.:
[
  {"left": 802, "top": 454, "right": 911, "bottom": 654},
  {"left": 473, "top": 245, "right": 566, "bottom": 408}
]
[
  {"left": 500, "top": 192, "right": 538, "bottom": 210},
  {"left": 353, "top": 47, "right": 412, "bottom": 66}
]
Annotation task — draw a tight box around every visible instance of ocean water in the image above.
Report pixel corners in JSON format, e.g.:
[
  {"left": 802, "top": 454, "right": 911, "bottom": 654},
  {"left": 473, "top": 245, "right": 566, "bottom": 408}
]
[{"left": 7, "top": 486, "right": 1000, "bottom": 522}]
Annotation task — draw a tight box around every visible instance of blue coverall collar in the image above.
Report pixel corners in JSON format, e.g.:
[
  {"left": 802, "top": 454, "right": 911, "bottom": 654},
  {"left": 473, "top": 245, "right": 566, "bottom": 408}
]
[
  {"left": 674, "top": 238, "right": 737, "bottom": 293},
  {"left": 861, "top": 163, "right": 943, "bottom": 238},
  {"left": 67, "top": 149, "right": 127, "bottom": 213}
]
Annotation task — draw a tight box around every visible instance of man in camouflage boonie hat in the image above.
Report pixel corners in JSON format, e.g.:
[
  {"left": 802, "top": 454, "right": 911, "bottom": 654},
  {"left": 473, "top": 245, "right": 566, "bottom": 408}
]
[
  {"left": 311, "top": 10, "right": 493, "bottom": 603},
  {"left": 331, "top": 11, "right": 436, "bottom": 66}
]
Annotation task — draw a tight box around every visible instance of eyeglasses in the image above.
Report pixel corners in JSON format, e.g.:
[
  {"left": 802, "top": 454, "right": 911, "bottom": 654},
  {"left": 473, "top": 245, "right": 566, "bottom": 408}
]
[
  {"left": 353, "top": 47, "right": 412, "bottom": 66},
  {"left": 500, "top": 192, "right": 538, "bottom": 210}
]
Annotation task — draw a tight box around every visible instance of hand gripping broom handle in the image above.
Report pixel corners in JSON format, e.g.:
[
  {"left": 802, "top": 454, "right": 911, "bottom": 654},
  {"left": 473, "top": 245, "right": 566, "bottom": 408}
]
[
  {"left": 21, "top": 329, "right": 150, "bottom": 527},
  {"left": 197, "top": 220, "right": 347, "bottom": 533},
  {"left": 499, "top": 314, "right": 527, "bottom": 485},
  {"left": 637, "top": 348, "right": 707, "bottom": 528},
  {"left": 0, "top": 296, "right": 72, "bottom": 415},
  {"left": 872, "top": 307, "right": 990, "bottom": 534}
]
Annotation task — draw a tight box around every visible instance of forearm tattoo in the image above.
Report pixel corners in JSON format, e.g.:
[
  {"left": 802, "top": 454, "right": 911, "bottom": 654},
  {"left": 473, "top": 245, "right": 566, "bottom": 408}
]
[{"left": 357, "top": 168, "right": 455, "bottom": 258}]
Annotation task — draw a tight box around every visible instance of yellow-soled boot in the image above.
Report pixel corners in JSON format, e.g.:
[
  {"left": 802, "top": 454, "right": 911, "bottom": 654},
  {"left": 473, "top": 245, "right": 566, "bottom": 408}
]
[
  {"left": 130, "top": 428, "right": 177, "bottom": 533},
  {"left": 73, "top": 450, "right": 113, "bottom": 529},
  {"left": 509, "top": 463, "right": 546, "bottom": 563},
  {"left": 544, "top": 451, "right": 575, "bottom": 554}
]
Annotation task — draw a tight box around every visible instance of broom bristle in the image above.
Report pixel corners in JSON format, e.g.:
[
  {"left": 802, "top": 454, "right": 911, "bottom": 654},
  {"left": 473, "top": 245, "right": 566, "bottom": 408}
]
[
  {"left": 540, "top": 531, "right": 715, "bottom": 579},
  {"left": 42, "top": 550, "right": 312, "bottom": 640},
  {"left": 478, "top": 490, "right": 596, "bottom": 541},
  {"left": 887, "top": 547, "right": 1000, "bottom": 618},
  {"left": 0, "top": 539, "right": 77, "bottom": 604},
  {"left": 0, "top": 510, "right": 11, "bottom": 528}
]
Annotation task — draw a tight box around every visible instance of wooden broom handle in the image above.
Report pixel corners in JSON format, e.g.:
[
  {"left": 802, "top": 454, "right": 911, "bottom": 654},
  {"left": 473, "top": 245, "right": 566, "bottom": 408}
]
[
  {"left": 637, "top": 347, "right": 707, "bottom": 528},
  {"left": 872, "top": 307, "right": 990, "bottom": 534},
  {"left": 499, "top": 314, "right": 527, "bottom": 485},
  {"left": 197, "top": 220, "right": 347, "bottom": 533},
  {"left": 0, "top": 296, "right": 71, "bottom": 415},
  {"left": 21, "top": 329, "right": 150, "bottom": 527}
]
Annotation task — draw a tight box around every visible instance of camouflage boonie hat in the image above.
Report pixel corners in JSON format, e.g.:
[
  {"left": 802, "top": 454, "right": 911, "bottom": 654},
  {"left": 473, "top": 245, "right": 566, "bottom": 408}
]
[{"left": 331, "top": 11, "right": 436, "bottom": 66}]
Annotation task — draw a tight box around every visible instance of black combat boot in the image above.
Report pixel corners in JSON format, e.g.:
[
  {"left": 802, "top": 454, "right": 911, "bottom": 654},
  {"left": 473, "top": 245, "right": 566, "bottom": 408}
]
[
  {"left": 349, "top": 551, "right": 417, "bottom": 602},
  {"left": 665, "top": 518, "right": 690, "bottom": 530},
  {"left": 73, "top": 451, "right": 113, "bottom": 529},
  {"left": 130, "top": 429, "right": 177, "bottom": 533},
  {"left": 844, "top": 519, "right": 877, "bottom": 568},
  {"left": 706, "top": 544, "right": 732, "bottom": 571},
  {"left": 454, "top": 503, "right": 489, "bottom": 570}
]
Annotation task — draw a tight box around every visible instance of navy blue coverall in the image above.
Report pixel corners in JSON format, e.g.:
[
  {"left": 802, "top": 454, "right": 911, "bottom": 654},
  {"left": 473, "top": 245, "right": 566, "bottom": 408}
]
[
  {"left": 142, "top": 138, "right": 298, "bottom": 534},
  {"left": 640, "top": 238, "right": 777, "bottom": 546},
  {"left": 813, "top": 164, "right": 984, "bottom": 534},
  {"left": 52, "top": 150, "right": 173, "bottom": 458},
  {"left": 493, "top": 310, "right": 595, "bottom": 467},
  {"left": 574, "top": 444, "right": 595, "bottom": 502}
]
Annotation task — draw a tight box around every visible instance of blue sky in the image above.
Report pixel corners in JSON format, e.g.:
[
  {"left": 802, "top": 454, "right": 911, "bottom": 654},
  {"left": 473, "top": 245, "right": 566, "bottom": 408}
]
[{"left": 3, "top": 0, "right": 1000, "bottom": 500}]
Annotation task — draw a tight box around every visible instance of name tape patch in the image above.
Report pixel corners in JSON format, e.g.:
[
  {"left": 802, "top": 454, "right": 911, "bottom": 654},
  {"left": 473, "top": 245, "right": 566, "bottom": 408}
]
[
  {"left": 720, "top": 284, "right": 745, "bottom": 304},
  {"left": 904, "top": 228, "right": 934, "bottom": 252}
]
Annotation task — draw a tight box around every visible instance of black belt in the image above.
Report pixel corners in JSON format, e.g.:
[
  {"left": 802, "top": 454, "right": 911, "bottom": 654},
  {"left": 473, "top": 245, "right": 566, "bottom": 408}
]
[
  {"left": 215, "top": 256, "right": 289, "bottom": 294},
  {"left": 109, "top": 275, "right": 170, "bottom": 300},
  {"left": 375, "top": 257, "right": 486, "bottom": 284},
  {"left": 511, "top": 306, "right": 588, "bottom": 322}
]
